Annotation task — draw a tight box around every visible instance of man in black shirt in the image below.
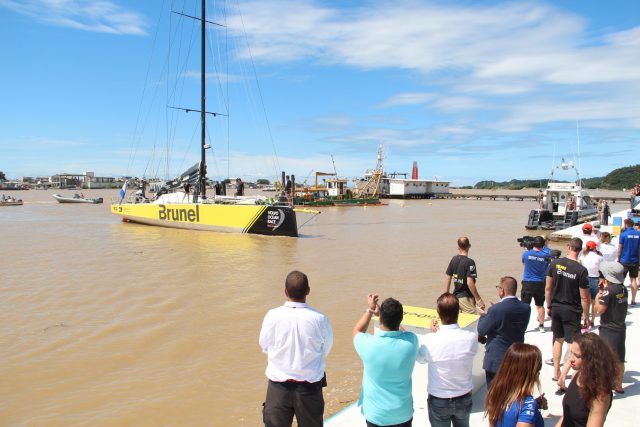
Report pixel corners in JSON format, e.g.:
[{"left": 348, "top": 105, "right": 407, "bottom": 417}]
[
  {"left": 545, "top": 237, "right": 590, "bottom": 384},
  {"left": 596, "top": 261, "right": 628, "bottom": 393},
  {"left": 445, "top": 237, "right": 485, "bottom": 314}
]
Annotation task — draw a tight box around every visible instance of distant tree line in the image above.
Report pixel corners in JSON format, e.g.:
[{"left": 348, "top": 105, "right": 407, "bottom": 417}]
[
  {"left": 472, "top": 164, "right": 639, "bottom": 190},
  {"left": 0, "top": 171, "right": 6, "bottom": 181}
]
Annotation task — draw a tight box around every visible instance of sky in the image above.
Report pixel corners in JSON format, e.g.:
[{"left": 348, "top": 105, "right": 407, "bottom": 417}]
[{"left": 1, "top": 0, "right": 638, "bottom": 186}]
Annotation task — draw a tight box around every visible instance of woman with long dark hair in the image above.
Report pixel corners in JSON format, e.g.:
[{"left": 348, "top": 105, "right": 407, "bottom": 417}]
[
  {"left": 485, "top": 343, "right": 545, "bottom": 427},
  {"left": 557, "top": 332, "right": 618, "bottom": 426}
]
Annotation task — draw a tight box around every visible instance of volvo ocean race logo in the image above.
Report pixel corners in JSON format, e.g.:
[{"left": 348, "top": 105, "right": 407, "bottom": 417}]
[{"left": 267, "top": 208, "right": 285, "bottom": 230}]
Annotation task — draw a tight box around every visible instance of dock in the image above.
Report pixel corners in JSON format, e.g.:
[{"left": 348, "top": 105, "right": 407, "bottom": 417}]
[
  {"left": 442, "top": 189, "right": 630, "bottom": 203},
  {"left": 326, "top": 289, "right": 639, "bottom": 426},
  {"left": 550, "top": 207, "right": 638, "bottom": 241}
]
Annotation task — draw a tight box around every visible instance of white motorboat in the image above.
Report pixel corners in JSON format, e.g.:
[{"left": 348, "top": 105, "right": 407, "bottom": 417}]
[
  {"left": 53, "top": 193, "right": 103, "bottom": 204},
  {"left": 525, "top": 158, "right": 597, "bottom": 230}
]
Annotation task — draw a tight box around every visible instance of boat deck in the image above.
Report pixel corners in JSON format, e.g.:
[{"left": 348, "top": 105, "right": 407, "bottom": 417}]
[{"left": 326, "top": 290, "right": 640, "bottom": 426}]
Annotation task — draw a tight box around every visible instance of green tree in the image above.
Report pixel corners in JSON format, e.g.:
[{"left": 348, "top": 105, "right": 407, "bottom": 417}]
[
  {"left": 0, "top": 171, "right": 6, "bottom": 181},
  {"left": 602, "top": 164, "right": 640, "bottom": 190},
  {"left": 257, "top": 178, "right": 270, "bottom": 185}
]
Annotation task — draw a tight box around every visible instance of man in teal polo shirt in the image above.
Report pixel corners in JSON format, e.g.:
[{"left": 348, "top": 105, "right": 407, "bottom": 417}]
[{"left": 353, "top": 294, "right": 419, "bottom": 427}]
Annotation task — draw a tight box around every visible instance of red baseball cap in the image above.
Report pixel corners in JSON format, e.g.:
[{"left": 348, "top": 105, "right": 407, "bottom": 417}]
[
  {"left": 586, "top": 240, "right": 597, "bottom": 250},
  {"left": 582, "top": 223, "right": 593, "bottom": 231}
]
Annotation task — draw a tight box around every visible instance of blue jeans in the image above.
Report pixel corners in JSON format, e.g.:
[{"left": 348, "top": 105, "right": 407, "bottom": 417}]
[
  {"left": 588, "top": 277, "right": 600, "bottom": 299},
  {"left": 427, "top": 393, "right": 472, "bottom": 427}
]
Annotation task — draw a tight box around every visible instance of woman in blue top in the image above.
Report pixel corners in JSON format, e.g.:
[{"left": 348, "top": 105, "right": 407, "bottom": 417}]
[{"left": 485, "top": 343, "right": 546, "bottom": 427}]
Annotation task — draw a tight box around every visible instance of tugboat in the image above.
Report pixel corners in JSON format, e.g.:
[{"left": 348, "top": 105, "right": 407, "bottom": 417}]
[
  {"left": 525, "top": 158, "right": 597, "bottom": 230},
  {"left": 295, "top": 171, "right": 381, "bottom": 207}
]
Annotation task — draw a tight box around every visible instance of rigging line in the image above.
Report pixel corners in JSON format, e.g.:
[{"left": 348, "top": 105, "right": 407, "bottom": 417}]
[
  {"left": 225, "top": 4, "right": 231, "bottom": 180},
  {"left": 164, "top": 0, "right": 199, "bottom": 179},
  {"left": 225, "top": 2, "right": 230, "bottom": 180},
  {"left": 165, "top": 3, "right": 172, "bottom": 179},
  {"left": 127, "top": 0, "right": 168, "bottom": 176},
  {"left": 233, "top": 0, "right": 281, "bottom": 175},
  {"left": 205, "top": 120, "right": 222, "bottom": 179},
  {"left": 207, "top": 1, "right": 234, "bottom": 180},
  {"left": 177, "top": 122, "right": 200, "bottom": 174},
  {"left": 206, "top": 1, "right": 232, "bottom": 179},
  {"left": 576, "top": 120, "right": 582, "bottom": 187}
]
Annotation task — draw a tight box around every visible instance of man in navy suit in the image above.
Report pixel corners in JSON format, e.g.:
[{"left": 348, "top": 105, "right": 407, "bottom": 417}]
[{"left": 477, "top": 276, "right": 531, "bottom": 386}]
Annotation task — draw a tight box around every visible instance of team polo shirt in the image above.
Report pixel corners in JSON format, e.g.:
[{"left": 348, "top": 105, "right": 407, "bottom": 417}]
[
  {"left": 599, "top": 282, "right": 628, "bottom": 332},
  {"left": 546, "top": 257, "right": 589, "bottom": 310},
  {"left": 445, "top": 255, "right": 478, "bottom": 297},
  {"left": 522, "top": 248, "right": 549, "bottom": 282},
  {"left": 354, "top": 330, "right": 419, "bottom": 426},
  {"left": 497, "top": 396, "right": 544, "bottom": 427},
  {"left": 619, "top": 229, "right": 640, "bottom": 264}
]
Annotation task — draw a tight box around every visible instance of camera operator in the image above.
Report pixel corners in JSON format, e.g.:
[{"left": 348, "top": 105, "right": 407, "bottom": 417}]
[{"left": 521, "top": 236, "right": 550, "bottom": 333}]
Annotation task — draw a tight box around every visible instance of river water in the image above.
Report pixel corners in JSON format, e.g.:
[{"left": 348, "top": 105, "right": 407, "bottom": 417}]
[{"left": 0, "top": 189, "right": 625, "bottom": 426}]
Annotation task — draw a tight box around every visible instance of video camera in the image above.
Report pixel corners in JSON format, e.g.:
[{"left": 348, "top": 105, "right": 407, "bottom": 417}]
[
  {"left": 517, "top": 236, "right": 536, "bottom": 250},
  {"left": 516, "top": 235, "right": 561, "bottom": 261}
]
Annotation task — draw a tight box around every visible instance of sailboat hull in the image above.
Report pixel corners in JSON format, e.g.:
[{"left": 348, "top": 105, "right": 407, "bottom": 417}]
[{"left": 111, "top": 203, "right": 298, "bottom": 237}]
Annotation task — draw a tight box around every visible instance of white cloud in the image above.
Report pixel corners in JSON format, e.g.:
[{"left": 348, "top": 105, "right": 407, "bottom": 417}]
[
  {"left": 432, "top": 96, "right": 483, "bottom": 112},
  {"left": 0, "top": 0, "right": 147, "bottom": 35},
  {"left": 313, "top": 115, "right": 354, "bottom": 127},
  {"left": 31, "top": 137, "right": 88, "bottom": 146},
  {"left": 226, "top": 0, "right": 640, "bottom": 133},
  {"left": 377, "top": 92, "right": 433, "bottom": 108}
]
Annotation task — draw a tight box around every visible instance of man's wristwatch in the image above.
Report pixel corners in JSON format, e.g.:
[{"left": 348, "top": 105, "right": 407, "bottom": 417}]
[{"left": 365, "top": 308, "right": 375, "bottom": 314}]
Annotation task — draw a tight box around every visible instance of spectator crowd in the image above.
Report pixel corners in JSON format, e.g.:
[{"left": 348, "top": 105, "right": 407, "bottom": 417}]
[{"left": 258, "top": 218, "right": 639, "bottom": 427}]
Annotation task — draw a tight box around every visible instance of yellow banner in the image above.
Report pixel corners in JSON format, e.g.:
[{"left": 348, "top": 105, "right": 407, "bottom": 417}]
[{"left": 402, "top": 305, "right": 479, "bottom": 329}]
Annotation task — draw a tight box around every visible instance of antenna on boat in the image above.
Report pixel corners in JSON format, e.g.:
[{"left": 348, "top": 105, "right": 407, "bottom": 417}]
[
  {"left": 575, "top": 120, "right": 582, "bottom": 188},
  {"left": 550, "top": 144, "right": 557, "bottom": 180}
]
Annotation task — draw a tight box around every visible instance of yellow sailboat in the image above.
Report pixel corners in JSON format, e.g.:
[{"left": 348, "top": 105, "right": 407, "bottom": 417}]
[{"left": 111, "top": 1, "right": 303, "bottom": 237}]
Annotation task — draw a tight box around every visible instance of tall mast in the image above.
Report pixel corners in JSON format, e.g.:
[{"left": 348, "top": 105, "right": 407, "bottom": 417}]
[{"left": 199, "top": 0, "right": 207, "bottom": 199}]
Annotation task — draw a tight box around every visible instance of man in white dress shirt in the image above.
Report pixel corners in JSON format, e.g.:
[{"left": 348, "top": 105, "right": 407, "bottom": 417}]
[
  {"left": 259, "top": 271, "right": 333, "bottom": 427},
  {"left": 417, "top": 293, "right": 478, "bottom": 427}
]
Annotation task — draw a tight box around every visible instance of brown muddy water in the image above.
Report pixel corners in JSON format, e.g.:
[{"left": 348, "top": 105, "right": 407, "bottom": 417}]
[{"left": 0, "top": 189, "right": 625, "bottom": 426}]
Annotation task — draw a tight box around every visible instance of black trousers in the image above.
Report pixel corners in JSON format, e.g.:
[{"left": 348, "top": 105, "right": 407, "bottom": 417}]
[
  {"left": 366, "top": 418, "right": 413, "bottom": 427},
  {"left": 263, "top": 380, "right": 324, "bottom": 427},
  {"left": 485, "top": 370, "right": 497, "bottom": 387}
]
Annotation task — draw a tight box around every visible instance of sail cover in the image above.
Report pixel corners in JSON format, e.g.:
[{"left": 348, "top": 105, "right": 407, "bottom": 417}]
[{"left": 154, "top": 162, "right": 201, "bottom": 196}]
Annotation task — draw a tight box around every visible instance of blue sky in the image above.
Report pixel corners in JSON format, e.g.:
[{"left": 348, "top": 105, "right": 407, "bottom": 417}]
[{"left": 1, "top": 0, "right": 638, "bottom": 186}]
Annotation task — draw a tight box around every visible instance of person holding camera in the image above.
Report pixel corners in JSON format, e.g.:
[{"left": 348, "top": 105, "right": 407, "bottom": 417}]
[
  {"left": 477, "top": 277, "right": 530, "bottom": 387},
  {"left": 353, "top": 294, "right": 418, "bottom": 427},
  {"left": 521, "top": 236, "right": 550, "bottom": 333}
]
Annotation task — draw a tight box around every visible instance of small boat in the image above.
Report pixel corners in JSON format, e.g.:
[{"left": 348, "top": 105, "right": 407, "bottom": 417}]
[
  {"left": 53, "top": 193, "right": 103, "bottom": 204},
  {"left": 0, "top": 195, "right": 23, "bottom": 206},
  {"left": 525, "top": 158, "right": 597, "bottom": 230}
]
